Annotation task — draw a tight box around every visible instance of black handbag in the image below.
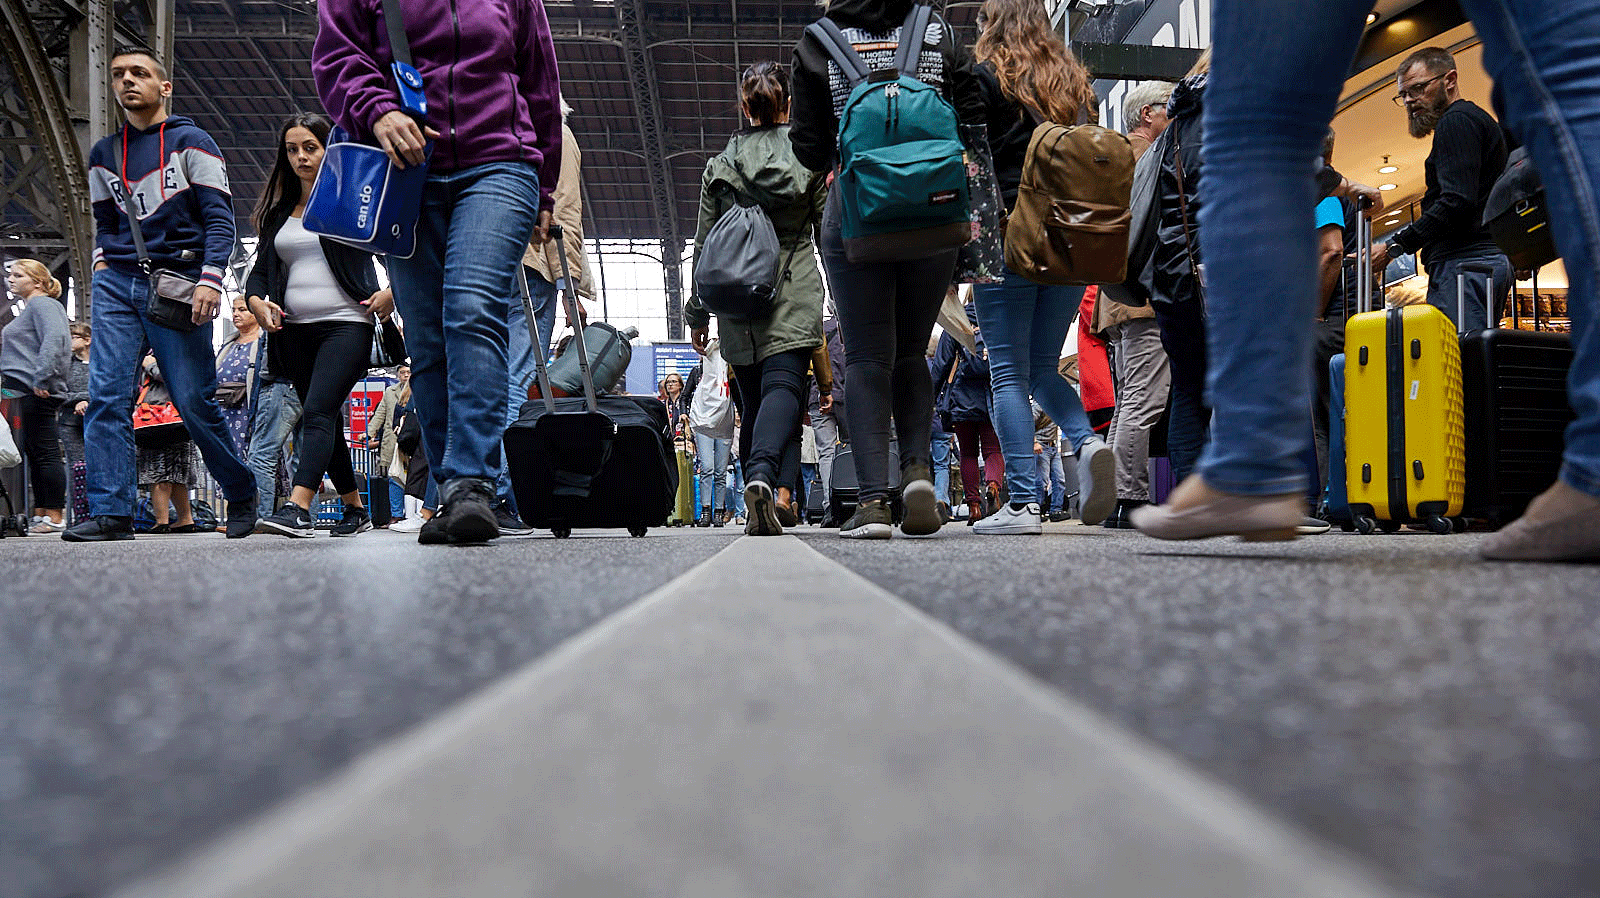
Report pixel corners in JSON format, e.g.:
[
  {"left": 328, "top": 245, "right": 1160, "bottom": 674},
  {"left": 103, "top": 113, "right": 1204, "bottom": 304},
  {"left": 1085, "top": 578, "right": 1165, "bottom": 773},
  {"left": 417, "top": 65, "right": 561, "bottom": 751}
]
[{"left": 370, "top": 317, "right": 407, "bottom": 368}]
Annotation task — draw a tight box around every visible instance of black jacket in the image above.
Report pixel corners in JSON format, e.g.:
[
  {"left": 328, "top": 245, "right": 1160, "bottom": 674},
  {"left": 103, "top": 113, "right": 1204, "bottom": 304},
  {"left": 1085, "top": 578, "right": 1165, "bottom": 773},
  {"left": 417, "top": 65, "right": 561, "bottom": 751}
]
[
  {"left": 930, "top": 308, "right": 992, "bottom": 425},
  {"left": 1151, "top": 73, "right": 1206, "bottom": 309},
  {"left": 1386, "top": 99, "right": 1507, "bottom": 265},
  {"left": 789, "top": 0, "right": 985, "bottom": 174},
  {"left": 973, "top": 62, "right": 1041, "bottom": 210}
]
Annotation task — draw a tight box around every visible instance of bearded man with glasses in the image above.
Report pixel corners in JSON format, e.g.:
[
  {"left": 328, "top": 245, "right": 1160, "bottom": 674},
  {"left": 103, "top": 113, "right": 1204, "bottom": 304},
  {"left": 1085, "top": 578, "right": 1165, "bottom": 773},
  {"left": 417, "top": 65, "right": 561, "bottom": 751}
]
[{"left": 1370, "top": 46, "right": 1513, "bottom": 328}]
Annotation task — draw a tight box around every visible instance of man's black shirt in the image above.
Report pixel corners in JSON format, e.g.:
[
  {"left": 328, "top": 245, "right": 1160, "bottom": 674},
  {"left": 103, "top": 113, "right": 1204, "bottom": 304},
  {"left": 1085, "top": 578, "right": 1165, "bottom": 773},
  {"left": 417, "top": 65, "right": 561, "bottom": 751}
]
[{"left": 1387, "top": 99, "right": 1508, "bottom": 266}]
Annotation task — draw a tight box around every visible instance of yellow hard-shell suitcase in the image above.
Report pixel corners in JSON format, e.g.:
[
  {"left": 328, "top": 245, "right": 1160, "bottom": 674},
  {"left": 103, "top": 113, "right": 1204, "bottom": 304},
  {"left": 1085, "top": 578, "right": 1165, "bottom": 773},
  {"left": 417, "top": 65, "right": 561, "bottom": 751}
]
[{"left": 1344, "top": 304, "right": 1466, "bottom": 534}]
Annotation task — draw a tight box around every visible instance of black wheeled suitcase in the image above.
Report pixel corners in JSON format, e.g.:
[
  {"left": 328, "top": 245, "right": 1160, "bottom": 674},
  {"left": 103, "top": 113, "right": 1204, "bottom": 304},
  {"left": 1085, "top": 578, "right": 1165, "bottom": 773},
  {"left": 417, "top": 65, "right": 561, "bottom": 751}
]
[
  {"left": 1458, "top": 263, "right": 1574, "bottom": 527},
  {"left": 504, "top": 226, "right": 677, "bottom": 538}
]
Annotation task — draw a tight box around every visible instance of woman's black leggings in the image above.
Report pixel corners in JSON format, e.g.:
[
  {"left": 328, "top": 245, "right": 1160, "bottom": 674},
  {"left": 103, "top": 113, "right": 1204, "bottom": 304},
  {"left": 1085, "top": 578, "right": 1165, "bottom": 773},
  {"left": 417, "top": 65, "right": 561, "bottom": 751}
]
[
  {"left": 273, "top": 320, "right": 372, "bottom": 497},
  {"left": 732, "top": 348, "right": 811, "bottom": 490},
  {"left": 4, "top": 377, "right": 65, "bottom": 508}
]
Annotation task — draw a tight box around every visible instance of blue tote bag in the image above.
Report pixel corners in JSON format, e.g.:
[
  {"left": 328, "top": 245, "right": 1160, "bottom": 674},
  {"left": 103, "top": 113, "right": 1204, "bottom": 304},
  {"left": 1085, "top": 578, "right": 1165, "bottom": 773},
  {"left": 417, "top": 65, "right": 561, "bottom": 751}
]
[{"left": 303, "top": 0, "right": 431, "bottom": 258}]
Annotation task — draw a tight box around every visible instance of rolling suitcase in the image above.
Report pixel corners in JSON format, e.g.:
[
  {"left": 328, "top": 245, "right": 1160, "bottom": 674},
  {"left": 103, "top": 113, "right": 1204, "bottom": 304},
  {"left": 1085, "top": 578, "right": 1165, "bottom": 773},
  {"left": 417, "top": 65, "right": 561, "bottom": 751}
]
[
  {"left": 1344, "top": 253, "right": 1466, "bottom": 534},
  {"left": 1458, "top": 263, "right": 1574, "bottom": 527},
  {"left": 504, "top": 225, "right": 677, "bottom": 538},
  {"left": 827, "top": 444, "right": 902, "bottom": 524}
]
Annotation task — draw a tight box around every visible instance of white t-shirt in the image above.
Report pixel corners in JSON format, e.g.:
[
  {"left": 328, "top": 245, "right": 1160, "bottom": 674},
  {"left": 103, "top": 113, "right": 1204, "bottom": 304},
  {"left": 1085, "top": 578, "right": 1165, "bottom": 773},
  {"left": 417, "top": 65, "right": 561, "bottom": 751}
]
[{"left": 276, "top": 214, "right": 371, "bottom": 325}]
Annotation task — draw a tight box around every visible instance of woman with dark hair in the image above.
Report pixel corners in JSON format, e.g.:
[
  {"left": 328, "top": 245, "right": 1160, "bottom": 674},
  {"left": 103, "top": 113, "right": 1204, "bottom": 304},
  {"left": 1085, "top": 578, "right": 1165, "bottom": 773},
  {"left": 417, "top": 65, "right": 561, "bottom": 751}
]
[
  {"left": 686, "top": 61, "right": 829, "bottom": 536},
  {"left": 659, "top": 372, "right": 695, "bottom": 525},
  {"left": 244, "top": 112, "right": 392, "bottom": 538},
  {"left": 967, "top": 0, "right": 1115, "bottom": 535},
  {"left": 790, "top": 0, "right": 983, "bottom": 539}
]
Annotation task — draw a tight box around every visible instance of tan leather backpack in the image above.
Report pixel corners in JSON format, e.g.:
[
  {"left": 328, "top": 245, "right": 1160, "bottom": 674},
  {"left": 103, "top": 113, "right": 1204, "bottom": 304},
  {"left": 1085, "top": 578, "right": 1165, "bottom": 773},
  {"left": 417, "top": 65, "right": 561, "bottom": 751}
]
[{"left": 1004, "top": 110, "right": 1135, "bottom": 286}]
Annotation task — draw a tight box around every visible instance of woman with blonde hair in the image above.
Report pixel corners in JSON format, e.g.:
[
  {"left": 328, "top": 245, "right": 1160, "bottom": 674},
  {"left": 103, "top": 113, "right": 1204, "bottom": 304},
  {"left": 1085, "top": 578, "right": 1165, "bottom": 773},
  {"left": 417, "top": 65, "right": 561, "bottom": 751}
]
[
  {"left": 1, "top": 259, "right": 71, "bottom": 533},
  {"left": 966, "top": 0, "right": 1114, "bottom": 535}
]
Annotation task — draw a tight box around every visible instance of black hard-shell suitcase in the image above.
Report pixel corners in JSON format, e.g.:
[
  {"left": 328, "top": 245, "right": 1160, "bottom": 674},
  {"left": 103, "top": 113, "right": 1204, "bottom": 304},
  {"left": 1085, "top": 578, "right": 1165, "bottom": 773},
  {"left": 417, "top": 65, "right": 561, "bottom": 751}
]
[
  {"left": 828, "top": 444, "right": 902, "bottom": 524},
  {"left": 1459, "top": 264, "right": 1574, "bottom": 527},
  {"left": 504, "top": 226, "right": 677, "bottom": 537}
]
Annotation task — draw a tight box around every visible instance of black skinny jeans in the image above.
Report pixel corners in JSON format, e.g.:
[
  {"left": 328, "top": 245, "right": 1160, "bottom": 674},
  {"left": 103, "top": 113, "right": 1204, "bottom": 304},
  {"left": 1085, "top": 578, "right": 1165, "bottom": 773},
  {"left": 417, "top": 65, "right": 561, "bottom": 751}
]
[
  {"left": 820, "top": 188, "right": 956, "bottom": 503},
  {"left": 273, "top": 320, "right": 372, "bottom": 497},
  {"left": 732, "top": 348, "right": 811, "bottom": 490},
  {"left": 4, "top": 376, "right": 65, "bottom": 508}
]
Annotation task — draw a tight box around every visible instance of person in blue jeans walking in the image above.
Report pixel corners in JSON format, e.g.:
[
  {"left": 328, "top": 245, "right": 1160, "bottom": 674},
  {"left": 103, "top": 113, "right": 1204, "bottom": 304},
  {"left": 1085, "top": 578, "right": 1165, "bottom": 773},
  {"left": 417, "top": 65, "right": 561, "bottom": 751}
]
[
  {"left": 246, "top": 340, "right": 302, "bottom": 516},
  {"left": 65, "top": 47, "right": 258, "bottom": 541},
  {"left": 315, "top": 0, "right": 562, "bottom": 545},
  {"left": 967, "top": 0, "right": 1114, "bottom": 536},
  {"left": 1134, "top": 0, "right": 1600, "bottom": 564}
]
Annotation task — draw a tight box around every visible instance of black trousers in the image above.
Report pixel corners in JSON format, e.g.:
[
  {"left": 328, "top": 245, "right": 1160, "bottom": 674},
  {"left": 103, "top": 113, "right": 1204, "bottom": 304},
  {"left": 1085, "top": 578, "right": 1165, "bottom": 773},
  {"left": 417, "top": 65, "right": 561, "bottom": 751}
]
[
  {"left": 273, "top": 320, "right": 373, "bottom": 497},
  {"left": 4, "top": 376, "right": 65, "bottom": 508},
  {"left": 732, "top": 348, "right": 811, "bottom": 490}
]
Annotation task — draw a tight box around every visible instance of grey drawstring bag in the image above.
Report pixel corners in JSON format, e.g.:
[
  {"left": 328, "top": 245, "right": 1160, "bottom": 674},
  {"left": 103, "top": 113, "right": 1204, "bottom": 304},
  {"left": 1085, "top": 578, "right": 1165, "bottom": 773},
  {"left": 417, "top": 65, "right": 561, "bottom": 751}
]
[{"left": 693, "top": 203, "right": 782, "bottom": 320}]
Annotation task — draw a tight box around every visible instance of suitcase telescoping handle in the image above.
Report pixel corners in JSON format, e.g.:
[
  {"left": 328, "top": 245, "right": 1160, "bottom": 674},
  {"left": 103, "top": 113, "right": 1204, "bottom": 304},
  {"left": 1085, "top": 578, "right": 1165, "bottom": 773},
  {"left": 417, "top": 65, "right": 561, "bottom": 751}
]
[
  {"left": 516, "top": 265, "right": 560, "bottom": 416},
  {"left": 548, "top": 224, "right": 600, "bottom": 413},
  {"left": 1356, "top": 196, "right": 1374, "bottom": 314},
  {"left": 1457, "top": 262, "right": 1496, "bottom": 334}
]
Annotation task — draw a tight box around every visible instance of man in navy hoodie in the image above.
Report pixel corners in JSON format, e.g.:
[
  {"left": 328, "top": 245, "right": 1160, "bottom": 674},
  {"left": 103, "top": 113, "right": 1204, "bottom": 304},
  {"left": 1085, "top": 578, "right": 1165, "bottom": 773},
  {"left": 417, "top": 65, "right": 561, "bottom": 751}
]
[
  {"left": 65, "top": 47, "right": 258, "bottom": 542},
  {"left": 315, "top": 0, "right": 562, "bottom": 545}
]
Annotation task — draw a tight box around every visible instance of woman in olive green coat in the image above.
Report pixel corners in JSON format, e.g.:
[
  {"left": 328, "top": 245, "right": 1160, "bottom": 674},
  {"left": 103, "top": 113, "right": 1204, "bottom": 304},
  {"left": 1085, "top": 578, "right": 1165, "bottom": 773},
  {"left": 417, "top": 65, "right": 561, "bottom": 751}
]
[{"left": 687, "top": 62, "right": 829, "bottom": 536}]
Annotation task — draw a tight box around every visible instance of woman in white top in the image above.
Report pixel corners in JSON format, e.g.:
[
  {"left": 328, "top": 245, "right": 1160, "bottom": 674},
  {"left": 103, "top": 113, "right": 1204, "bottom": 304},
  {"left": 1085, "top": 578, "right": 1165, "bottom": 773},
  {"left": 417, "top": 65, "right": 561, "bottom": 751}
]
[{"left": 245, "top": 112, "right": 393, "bottom": 538}]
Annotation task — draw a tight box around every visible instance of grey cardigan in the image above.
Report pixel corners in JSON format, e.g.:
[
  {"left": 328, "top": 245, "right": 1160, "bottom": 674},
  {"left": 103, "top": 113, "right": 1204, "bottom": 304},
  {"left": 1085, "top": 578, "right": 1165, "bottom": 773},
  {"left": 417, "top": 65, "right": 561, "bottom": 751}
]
[{"left": 0, "top": 296, "right": 71, "bottom": 395}]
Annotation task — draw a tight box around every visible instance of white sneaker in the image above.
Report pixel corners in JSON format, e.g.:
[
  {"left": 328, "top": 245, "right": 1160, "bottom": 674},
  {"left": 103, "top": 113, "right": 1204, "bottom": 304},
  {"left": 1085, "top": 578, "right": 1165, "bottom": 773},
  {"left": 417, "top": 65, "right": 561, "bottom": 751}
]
[
  {"left": 390, "top": 515, "right": 426, "bottom": 534},
  {"left": 1076, "top": 437, "right": 1116, "bottom": 526},
  {"left": 974, "top": 501, "right": 1043, "bottom": 535}
]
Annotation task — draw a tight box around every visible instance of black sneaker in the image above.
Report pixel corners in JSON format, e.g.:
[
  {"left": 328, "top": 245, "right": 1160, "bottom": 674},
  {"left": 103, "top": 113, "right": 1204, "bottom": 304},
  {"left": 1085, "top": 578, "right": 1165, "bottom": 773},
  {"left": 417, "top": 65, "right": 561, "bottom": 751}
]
[
  {"left": 255, "top": 502, "right": 315, "bottom": 538},
  {"left": 418, "top": 511, "right": 451, "bottom": 545},
  {"left": 62, "top": 515, "right": 135, "bottom": 542},
  {"left": 434, "top": 478, "right": 499, "bottom": 545},
  {"left": 495, "top": 502, "right": 534, "bottom": 536},
  {"left": 1101, "top": 498, "right": 1147, "bottom": 530},
  {"left": 225, "top": 495, "right": 259, "bottom": 539},
  {"left": 839, "top": 499, "right": 893, "bottom": 540},
  {"left": 330, "top": 504, "right": 373, "bottom": 537}
]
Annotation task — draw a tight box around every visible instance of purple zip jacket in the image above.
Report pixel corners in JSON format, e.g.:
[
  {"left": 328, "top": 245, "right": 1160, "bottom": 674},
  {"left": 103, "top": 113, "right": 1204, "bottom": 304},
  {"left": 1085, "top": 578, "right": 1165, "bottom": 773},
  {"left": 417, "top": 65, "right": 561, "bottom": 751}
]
[{"left": 313, "top": 0, "right": 562, "bottom": 212}]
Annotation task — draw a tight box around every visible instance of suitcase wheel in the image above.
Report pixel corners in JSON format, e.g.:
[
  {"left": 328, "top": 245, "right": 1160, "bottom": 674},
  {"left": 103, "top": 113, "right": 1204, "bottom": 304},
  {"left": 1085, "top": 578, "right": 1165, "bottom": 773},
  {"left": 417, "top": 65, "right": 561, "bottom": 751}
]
[
  {"left": 1425, "top": 515, "right": 1452, "bottom": 535},
  {"left": 628, "top": 526, "right": 647, "bottom": 538},
  {"left": 1450, "top": 516, "right": 1469, "bottom": 533},
  {"left": 1354, "top": 516, "right": 1377, "bottom": 535},
  {"left": 552, "top": 527, "right": 572, "bottom": 539}
]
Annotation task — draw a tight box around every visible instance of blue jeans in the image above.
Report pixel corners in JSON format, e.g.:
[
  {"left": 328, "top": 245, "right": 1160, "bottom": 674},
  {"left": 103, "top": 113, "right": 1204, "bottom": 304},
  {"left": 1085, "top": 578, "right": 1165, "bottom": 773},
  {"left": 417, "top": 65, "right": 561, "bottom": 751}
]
[
  {"left": 971, "top": 267, "right": 1098, "bottom": 503},
  {"left": 694, "top": 432, "right": 731, "bottom": 515},
  {"left": 388, "top": 162, "right": 540, "bottom": 490},
  {"left": 1424, "top": 250, "right": 1514, "bottom": 330},
  {"left": 498, "top": 266, "right": 559, "bottom": 509},
  {"left": 84, "top": 267, "right": 256, "bottom": 516},
  {"left": 730, "top": 458, "right": 747, "bottom": 516},
  {"left": 247, "top": 378, "right": 302, "bottom": 512},
  {"left": 930, "top": 431, "right": 952, "bottom": 506},
  {"left": 1200, "top": 0, "right": 1600, "bottom": 499},
  {"left": 1036, "top": 441, "right": 1066, "bottom": 512},
  {"left": 389, "top": 478, "right": 406, "bottom": 518}
]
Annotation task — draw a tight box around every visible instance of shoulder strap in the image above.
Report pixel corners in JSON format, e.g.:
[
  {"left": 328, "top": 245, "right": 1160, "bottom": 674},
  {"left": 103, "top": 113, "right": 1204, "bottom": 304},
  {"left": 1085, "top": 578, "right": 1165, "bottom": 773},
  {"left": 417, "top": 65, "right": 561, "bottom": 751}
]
[
  {"left": 892, "top": 4, "right": 933, "bottom": 81},
  {"left": 113, "top": 131, "right": 152, "bottom": 272},
  {"left": 808, "top": 19, "right": 871, "bottom": 88},
  {"left": 381, "top": 0, "right": 413, "bottom": 68}
]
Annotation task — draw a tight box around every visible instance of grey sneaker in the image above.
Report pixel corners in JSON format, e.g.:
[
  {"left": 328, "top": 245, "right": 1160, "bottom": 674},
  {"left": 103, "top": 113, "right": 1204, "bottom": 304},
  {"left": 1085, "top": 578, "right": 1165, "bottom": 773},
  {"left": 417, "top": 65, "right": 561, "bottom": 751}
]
[
  {"left": 255, "top": 502, "right": 316, "bottom": 538},
  {"left": 744, "top": 480, "right": 784, "bottom": 536},
  {"left": 839, "top": 499, "right": 893, "bottom": 540},
  {"left": 1075, "top": 437, "right": 1116, "bottom": 526},
  {"left": 330, "top": 504, "right": 373, "bottom": 537}
]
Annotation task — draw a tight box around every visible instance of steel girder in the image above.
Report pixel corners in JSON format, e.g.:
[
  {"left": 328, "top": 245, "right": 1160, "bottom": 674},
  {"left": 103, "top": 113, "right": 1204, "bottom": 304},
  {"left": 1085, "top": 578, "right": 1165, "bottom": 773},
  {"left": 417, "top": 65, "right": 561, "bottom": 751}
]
[
  {"left": 0, "top": 0, "right": 95, "bottom": 298},
  {"left": 617, "top": 0, "right": 685, "bottom": 340}
]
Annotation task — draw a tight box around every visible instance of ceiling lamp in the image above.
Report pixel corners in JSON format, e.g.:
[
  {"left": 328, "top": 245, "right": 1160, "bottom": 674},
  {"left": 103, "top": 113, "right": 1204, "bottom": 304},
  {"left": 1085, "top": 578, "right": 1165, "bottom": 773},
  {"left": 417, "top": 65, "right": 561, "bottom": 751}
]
[
  {"left": 1366, "top": 12, "right": 1378, "bottom": 24},
  {"left": 1379, "top": 184, "right": 1398, "bottom": 191},
  {"left": 1378, "top": 155, "right": 1398, "bottom": 174}
]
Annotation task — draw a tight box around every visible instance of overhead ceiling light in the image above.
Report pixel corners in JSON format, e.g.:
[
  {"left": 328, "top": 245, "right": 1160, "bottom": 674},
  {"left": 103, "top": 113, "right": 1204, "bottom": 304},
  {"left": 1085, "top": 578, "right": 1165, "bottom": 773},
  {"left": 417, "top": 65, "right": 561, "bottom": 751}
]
[
  {"left": 1379, "top": 184, "right": 1398, "bottom": 191},
  {"left": 1378, "top": 155, "right": 1398, "bottom": 175},
  {"left": 1366, "top": 12, "right": 1378, "bottom": 24}
]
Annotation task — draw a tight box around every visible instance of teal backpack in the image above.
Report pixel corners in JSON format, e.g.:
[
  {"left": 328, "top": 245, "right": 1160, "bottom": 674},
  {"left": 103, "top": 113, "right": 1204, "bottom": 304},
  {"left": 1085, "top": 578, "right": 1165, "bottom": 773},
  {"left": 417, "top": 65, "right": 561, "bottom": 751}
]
[{"left": 808, "top": 4, "right": 970, "bottom": 263}]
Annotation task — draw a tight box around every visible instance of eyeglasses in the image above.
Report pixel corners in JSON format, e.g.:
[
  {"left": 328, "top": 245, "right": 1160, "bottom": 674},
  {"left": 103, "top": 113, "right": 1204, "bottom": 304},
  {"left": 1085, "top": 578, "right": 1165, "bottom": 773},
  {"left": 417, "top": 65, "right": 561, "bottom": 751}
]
[{"left": 1391, "top": 72, "right": 1447, "bottom": 106}]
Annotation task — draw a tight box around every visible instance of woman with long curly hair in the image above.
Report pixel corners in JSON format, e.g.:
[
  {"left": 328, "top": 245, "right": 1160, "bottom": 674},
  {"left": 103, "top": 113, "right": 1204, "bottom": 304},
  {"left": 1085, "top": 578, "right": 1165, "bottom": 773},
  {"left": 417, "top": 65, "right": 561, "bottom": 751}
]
[{"left": 966, "top": 0, "right": 1115, "bottom": 535}]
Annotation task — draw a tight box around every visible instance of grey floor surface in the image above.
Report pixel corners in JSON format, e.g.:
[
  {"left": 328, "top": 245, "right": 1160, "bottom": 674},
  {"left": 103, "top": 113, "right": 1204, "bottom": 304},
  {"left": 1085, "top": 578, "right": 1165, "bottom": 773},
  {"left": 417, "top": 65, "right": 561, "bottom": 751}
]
[
  {"left": 0, "top": 527, "right": 733, "bottom": 898},
  {"left": 800, "top": 523, "right": 1600, "bottom": 898}
]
